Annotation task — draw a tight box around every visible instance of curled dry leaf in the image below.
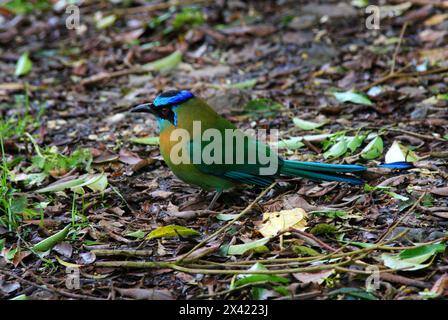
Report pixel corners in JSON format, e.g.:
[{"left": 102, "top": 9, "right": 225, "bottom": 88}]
[
  {"left": 258, "top": 208, "right": 308, "bottom": 238},
  {"left": 119, "top": 149, "right": 142, "bottom": 165}
]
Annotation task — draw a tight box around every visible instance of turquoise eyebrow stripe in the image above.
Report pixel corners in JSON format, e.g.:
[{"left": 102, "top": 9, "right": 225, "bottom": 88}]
[{"left": 153, "top": 90, "right": 194, "bottom": 107}]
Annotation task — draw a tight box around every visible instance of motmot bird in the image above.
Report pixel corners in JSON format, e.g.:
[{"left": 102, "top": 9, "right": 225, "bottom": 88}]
[{"left": 131, "top": 90, "right": 411, "bottom": 208}]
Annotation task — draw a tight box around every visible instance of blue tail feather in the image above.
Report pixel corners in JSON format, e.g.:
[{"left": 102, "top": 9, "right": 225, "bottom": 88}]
[
  {"left": 280, "top": 160, "right": 366, "bottom": 185},
  {"left": 378, "top": 162, "right": 414, "bottom": 170},
  {"left": 283, "top": 160, "right": 367, "bottom": 173}
]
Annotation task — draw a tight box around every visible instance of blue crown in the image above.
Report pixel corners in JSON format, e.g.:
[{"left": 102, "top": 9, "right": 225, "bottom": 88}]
[{"left": 153, "top": 90, "right": 194, "bottom": 107}]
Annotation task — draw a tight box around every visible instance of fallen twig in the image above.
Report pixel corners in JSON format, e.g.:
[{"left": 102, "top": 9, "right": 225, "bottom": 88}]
[
  {"left": 177, "top": 182, "right": 276, "bottom": 263},
  {"left": 91, "top": 249, "right": 153, "bottom": 257}
]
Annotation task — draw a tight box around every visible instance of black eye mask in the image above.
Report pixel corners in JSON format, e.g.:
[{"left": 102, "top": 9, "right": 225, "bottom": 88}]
[{"left": 155, "top": 105, "right": 176, "bottom": 125}]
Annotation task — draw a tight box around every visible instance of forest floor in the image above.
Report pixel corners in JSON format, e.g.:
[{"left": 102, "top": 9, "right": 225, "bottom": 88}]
[{"left": 0, "top": 0, "right": 447, "bottom": 300}]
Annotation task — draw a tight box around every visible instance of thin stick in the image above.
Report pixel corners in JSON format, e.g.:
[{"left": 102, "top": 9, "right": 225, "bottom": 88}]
[
  {"left": 291, "top": 230, "right": 337, "bottom": 252},
  {"left": 390, "top": 22, "right": 408, "bottom": 75},
  {"left": 91, "top": 249, "right": 153, "bottom": 257},
  {"left": 177, "top": 182, "right": 276, "bottom": 263},
  {"left": 359, "top": 64, "right": 412, "bottom": 92},
  {"left": 95, "top": 257, "right": 353, "bottom": 275}
]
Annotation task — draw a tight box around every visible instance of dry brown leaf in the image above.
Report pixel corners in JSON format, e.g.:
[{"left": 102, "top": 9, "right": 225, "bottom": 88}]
[
  {"left": 293, "top": 269, "right": 335, "bottom": 284},
  {"left": 258, "top": 208, "right": 307, "bottom": 237},
  {"left": 424, "top": 13, "right": 448, "bottom": 26},
  {"left": 431, "top": 187, "right": 448, "bottom": 196}
]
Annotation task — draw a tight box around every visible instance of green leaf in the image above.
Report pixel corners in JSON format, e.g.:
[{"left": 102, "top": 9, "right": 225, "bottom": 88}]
[
  {"left": 227, "top": 237, "right": 270, "bottom": 256},
  {"left": 228, "top": 79, "right": 257, "bottom": 90},
  {"left": 96, "top": 14, "right": 116, "bottom": 29},
  {"left": 437, "top": 93, "right": 448, "bottom": 101},
  {"left": 85, "top": 174, "right": 108, "bottom": 192},
  {"left": 310, "top": 209, "right": 348, "bottom": 219},
  {"left": 252, "top": 245, "right": 269, "bottom": 253},
  {"left": 418, "top": 290, "right": 440, "bottom": 299},
  {"left": 275, "top": 137, "right": 305, "bottom": 150},
  {"left": 0, "top": 238, "right": 5, "bottom": 252},
  {"left": 143, "top": 50, "right": 182, "bottom": 73},
  {"left": 334, "top": 91, "right": 374, "bottom": 106},
  {"left": 351, "top": 0, "right": 369, "bottom": 8},
  {"left": 346, "top": 134, "right": 366, "bottom": 152},
  {"left": 18, "top": 173, "right": 46, "bottom": 186},
  {"left": 323, "top": 139, "right": 348, "bottom": 159},
  {"left": 382, "top": 244, "right": 446, "bottom": 271},
  {"left": 30, "top": 146, "right": 92, "bottom": 174},
  {"left": 293, "top": 118, "right": 325, "bottom": 131},
  {"left": 130, "top": 136, "right": 160, "bottom": 145},
  {"left": 10, "top": 294, "right": 29, "bottom": 300},
  {"left": 234, "top": 275, "right": 289, "bottom": 287},
  {"left": 32, "top": 225, "right": 71, "bottom": 252},
  {"left": 126, "top": 230, "right": 146, "bottom": 239},
  {"left": 399, "top": 244, "right": 446, "bottom": 261},
  {"left": 292, "top": 245, "right": 320, "bottom": 256},
  {"left": 6, "top": 247, "right": 17, "bottom": 261},
  {"left": 330, "top": 287, "right": 378, "bottom": 300},
  {"left": 385, "top": 191, "right": 409, "bottom": 201},
  {"left": 274, "top": 285, "right": 290, "bottom": 296},
  {"left": 172, "top": 7, "right": 204, "bottom": 30},
  {"left": 36, "top": 174, "right": 107, "bottom": 194},
  {"left": 3, "top": 0, "right": 50, "bottom": 14},
  {"left": 381, "top": 253, "right": 431, "bottom": 271},
  {"left": 15, "top": 52, "right": 33, "bottom": 76},
  {"left": 360, "top": 136, "right": 383, "bottom": 160},
  {"left": 310, "top": 223, "right": 337, "bottom": 236},
  {"left": 36, "top": 176, "right": 86, "bottom": 193},
  {"left": 147, "top": 225, "right": 200, "bottom": 239}
]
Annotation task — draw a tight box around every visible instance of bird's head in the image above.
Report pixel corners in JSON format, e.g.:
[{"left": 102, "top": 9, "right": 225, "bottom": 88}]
[{"left": 130, "top": 90, "right": 194, "bottom": 126}]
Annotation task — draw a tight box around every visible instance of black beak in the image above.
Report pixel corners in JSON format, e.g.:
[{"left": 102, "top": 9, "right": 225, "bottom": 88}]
[{"left": 130, "top": 103, "right": 154, "bottom": 113}]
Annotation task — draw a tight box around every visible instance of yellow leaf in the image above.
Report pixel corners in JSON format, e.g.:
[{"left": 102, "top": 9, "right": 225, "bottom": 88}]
[
  {"left": 424, "top": 13, "right": 448, "bottom": 27},
  {"left": 258, "top": 208, "right": 307, "bottom": 238},
  {"left": 56, "top": 256, "right": 82, "bottom": 268},
  {"left": 147, "top": 225, "right": 200, "bottom": 240}
]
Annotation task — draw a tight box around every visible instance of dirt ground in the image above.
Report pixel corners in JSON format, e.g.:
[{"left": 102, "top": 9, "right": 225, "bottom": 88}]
[{"left": 0, "top": 0, "right": 447, "bottom": 300}]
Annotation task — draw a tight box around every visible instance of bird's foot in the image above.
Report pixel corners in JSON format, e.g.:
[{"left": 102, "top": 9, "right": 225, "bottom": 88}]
[{"left": 207, "top": 191, "right": 223, "bottom": 211}]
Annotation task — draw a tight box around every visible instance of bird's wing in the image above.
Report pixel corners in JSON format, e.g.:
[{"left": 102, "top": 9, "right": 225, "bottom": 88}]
[{"left": 187, "top": 128, "right": 280, "bottom": 186}]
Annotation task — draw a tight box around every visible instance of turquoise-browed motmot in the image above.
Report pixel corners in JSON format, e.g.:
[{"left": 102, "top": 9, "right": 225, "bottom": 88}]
[{"left": 131, "top": 90, "right": 410, "bottom": 208}]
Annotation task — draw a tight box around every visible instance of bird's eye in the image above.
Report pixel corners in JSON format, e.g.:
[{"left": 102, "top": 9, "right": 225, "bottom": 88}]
[{"left": 160, "top": 106, "right": 171, "bottom": 117}]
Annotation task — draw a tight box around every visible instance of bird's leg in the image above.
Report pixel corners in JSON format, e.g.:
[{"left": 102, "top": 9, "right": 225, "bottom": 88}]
[{"left": 207, "top": 190, "right": 223, "bottom": 210}]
